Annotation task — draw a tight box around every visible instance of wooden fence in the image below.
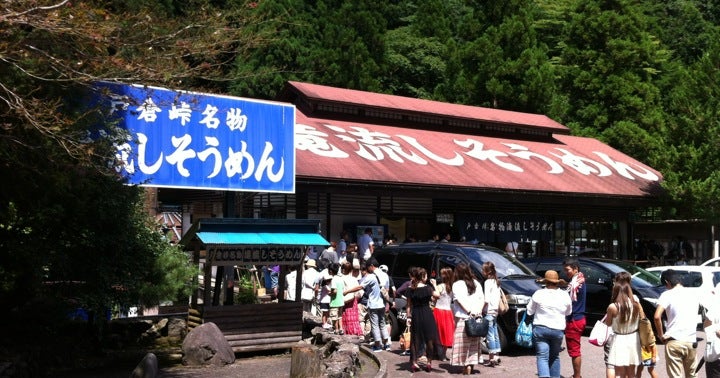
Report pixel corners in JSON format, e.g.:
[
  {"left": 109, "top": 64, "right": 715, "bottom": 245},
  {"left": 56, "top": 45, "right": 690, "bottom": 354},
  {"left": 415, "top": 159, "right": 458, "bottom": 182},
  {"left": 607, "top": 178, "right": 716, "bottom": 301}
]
[{"left": 196, "top": 302, "right": 303, "bottom": 353}]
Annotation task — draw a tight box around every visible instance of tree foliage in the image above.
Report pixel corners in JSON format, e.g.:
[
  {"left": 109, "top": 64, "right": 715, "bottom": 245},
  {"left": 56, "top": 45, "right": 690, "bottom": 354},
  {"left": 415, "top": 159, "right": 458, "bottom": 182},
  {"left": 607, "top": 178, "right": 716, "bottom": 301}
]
[
  {"left": 5, "top": 2, "right": 720, "bottom": 368},
  {"left": 0, "top": 0, "right": 261, "bottom": 361}
]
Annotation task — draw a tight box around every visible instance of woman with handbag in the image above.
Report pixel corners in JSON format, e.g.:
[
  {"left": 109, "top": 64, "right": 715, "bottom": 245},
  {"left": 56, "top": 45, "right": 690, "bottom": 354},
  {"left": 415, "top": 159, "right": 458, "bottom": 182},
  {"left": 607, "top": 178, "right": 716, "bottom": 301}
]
[
  {"left": 481, "top": 262, "right": 502, "bottom": 367},
  {"left": 527, "top": 270, "right": 572, "bottom": 378},
  {"left": 450, "top": 262, "right": 485, "bottom": 375},
  {"left": 405, "top": 267, "right": 440, "bottom": 372},
  {"left": 603, "top": 276, "right": 642, "bottom": 378}
]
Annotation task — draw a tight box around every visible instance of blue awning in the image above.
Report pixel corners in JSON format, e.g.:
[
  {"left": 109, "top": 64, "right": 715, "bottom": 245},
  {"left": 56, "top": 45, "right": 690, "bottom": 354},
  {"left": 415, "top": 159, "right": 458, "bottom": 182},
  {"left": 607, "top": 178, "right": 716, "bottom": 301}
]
[{"left": 196, "top": 231, "right": 329, "bottom": 246}]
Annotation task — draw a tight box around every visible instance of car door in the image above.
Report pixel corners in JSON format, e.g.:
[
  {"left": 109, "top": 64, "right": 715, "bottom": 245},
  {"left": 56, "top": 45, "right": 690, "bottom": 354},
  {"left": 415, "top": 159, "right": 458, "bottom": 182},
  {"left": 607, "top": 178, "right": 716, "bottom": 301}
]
[
  {"left": 395, "top": 247, "right": 434, "bottom": 286},
  {"left": 579, "top": 263, "right": 613, "bottom": 324},
  {"left": 434, "top": 250, "right": 468, "bottom": 280}
]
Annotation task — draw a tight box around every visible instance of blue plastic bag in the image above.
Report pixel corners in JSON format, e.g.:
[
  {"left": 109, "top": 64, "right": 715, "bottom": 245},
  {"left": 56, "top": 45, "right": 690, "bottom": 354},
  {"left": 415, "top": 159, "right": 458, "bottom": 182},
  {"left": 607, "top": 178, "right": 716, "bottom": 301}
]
[{"left": 515, "top": 311, "right": 533, "bottom": 348}]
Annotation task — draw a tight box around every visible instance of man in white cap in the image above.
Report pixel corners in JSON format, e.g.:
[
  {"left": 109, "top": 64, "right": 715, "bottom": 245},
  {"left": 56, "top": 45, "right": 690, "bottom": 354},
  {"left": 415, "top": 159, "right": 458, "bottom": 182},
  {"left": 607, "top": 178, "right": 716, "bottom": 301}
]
[
  {"left": 379, "top": 265, "right": 396, "bottom": 301},
  {"left": 301, "top": 259, "right": 320, "bottom": 315}
]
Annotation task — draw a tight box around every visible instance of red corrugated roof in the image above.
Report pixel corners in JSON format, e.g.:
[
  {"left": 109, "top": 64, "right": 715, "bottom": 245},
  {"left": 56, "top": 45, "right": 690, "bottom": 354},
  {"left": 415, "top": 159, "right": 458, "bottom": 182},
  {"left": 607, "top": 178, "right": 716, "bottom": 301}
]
[
  {"left": 295, "top": 113, "right": 662, "bottom": 197},
  {"left": 287, "top": 81, "right": 568, "bottom": 132}
]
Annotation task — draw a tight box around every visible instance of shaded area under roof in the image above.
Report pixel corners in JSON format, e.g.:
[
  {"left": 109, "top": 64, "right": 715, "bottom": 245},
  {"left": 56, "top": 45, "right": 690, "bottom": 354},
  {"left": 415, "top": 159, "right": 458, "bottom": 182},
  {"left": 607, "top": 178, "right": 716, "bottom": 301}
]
[{"left": 180, "top": 218, "right": 329, "bottom": 247}]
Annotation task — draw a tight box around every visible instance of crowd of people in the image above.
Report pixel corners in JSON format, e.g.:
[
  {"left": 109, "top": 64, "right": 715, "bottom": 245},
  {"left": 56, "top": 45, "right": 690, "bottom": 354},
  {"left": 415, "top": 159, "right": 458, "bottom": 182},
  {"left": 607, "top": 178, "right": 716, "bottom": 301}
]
[
  {"left": 279, "top": 232, "right": 717, "bottom": 378},
  {"left": 281, "top": 230, "right": 511, "bottom": 373}
]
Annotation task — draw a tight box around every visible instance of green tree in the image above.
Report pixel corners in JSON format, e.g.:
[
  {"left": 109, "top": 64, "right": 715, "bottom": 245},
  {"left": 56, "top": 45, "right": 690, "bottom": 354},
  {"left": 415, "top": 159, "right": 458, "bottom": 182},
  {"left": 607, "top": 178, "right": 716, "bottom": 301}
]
[
  {"left": 439, "top": 0, "right": 557, "bottom": 113},
  {"left": 658, "top": 38, "right": 720, "bottom": 221},
  {"left": 554, "top": 0, "right": 669, "bottom": 161},
  {"left": 1, "top": 0, "right": 256, "bottom": 368},
  {"left": 231, "top": 0, "right": 390, "bottom": 99}
]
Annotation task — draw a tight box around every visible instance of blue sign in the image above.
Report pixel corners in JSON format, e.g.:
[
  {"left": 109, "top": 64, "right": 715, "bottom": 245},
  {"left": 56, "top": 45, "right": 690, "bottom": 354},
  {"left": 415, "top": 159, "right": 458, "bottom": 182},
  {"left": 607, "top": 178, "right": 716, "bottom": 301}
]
[{"left": 96, "top": 82, "right": 296, "bottom": 193}]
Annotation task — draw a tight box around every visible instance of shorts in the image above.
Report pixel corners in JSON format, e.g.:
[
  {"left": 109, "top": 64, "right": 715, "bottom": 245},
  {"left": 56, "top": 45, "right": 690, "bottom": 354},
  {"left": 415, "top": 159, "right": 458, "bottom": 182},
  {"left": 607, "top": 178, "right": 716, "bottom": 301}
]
[
  {"left": 320, "top": 303, "right": 330, "bottom": 312},
  {"left": 565, "top": 317, "right": 586, "bottom": 358},
  {"left": 329, "top": 306, "right": 343, "bottom": 320},
  {"left": 642, "top": 358, "right": 655, "bottom": 367}
]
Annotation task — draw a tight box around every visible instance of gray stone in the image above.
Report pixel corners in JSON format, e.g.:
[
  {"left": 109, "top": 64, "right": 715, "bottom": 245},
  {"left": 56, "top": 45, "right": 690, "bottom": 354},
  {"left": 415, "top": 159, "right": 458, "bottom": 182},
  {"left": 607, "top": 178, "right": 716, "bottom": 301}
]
[
  {"left": 181, "top": 322, "right": 235, "bottom": 367},
  {"left": 129, "top": 352, "right": 158, "bottom": 378},
  {"left": 167, "top": 317, "right": 187, "bottom": 338}
]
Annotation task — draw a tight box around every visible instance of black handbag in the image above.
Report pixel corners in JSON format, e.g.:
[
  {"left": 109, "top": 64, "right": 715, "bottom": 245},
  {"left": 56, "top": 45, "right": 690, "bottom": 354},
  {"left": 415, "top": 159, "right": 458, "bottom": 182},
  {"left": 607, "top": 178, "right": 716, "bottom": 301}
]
[{"left": 464, "top": 316, "right": 489, "bottom": 337}]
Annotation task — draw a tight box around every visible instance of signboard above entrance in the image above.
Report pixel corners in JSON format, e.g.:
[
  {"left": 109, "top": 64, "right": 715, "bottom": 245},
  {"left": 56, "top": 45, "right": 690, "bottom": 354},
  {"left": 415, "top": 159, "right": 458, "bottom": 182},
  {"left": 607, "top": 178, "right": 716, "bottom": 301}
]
[{"left": 96, "top": 82, "right": 296, "bottom": 193}]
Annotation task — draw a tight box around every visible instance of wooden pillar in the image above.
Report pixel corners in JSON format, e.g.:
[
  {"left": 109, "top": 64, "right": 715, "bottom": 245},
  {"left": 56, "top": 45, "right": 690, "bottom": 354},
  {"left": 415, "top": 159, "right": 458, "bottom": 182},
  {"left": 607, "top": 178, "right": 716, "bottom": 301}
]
[{"left": 290, "top": 345, "right": 322, "bottom": 378}]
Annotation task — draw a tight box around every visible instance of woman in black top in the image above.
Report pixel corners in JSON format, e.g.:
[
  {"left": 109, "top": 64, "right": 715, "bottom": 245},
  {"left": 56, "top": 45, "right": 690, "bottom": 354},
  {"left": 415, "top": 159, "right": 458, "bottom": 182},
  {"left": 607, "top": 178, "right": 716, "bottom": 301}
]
[{"left": 406, "top": 266, "right": 440, "bottom": 372}]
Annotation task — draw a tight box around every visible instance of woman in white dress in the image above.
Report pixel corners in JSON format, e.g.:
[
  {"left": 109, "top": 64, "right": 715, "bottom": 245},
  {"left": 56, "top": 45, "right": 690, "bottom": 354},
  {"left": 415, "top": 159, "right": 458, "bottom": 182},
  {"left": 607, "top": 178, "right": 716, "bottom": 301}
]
[{"left": 603, "top": 278, "right": 642, "bottom": 378}]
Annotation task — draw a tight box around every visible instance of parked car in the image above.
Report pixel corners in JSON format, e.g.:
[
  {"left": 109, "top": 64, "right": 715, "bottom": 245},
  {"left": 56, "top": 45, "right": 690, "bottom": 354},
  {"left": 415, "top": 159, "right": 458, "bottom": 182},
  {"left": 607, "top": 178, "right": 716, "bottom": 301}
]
[
  {"left": 701, "top": 256, "right": 720, "bottom": 268},
  {"left": 373, "top": 242, "right": 541, "bottom": 349},
  {"left": 520, "top": 257, "right": 665, "bottom": 332}
]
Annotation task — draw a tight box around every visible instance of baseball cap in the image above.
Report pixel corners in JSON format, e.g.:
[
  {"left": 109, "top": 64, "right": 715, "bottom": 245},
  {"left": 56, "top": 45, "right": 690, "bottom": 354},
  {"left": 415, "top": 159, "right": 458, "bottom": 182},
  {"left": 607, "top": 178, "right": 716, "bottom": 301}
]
[{"left": 379, "top": 264, "right": 388, "bottom": 273}]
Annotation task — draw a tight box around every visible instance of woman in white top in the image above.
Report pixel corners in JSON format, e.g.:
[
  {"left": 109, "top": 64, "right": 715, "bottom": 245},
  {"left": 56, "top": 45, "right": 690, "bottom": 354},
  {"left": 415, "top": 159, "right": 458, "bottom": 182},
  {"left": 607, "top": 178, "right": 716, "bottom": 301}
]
[
  {"left": 301, "top": 260, "right": 320, "bottom": 315},
  {"left": 481, "top": 262, "right": 502, "bottom": 366},
  {"left": 432, "top": 267, "right": 456, "bottom": 361},
  {"left": 604, "top": 276, "right": 642, "bottom": 377},
  {"left": 527, "top": 270, "right": 572, "bottom": 378},
  {"left": 450, "top": 262, "right": 485, "bottom": 375}
]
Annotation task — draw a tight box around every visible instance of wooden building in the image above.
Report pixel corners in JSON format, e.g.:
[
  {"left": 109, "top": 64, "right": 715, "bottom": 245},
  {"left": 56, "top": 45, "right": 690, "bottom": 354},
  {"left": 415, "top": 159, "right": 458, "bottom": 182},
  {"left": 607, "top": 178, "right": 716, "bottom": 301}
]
[
  {"left": 180, "top": 218, "right": 329, "bottom": 352},
  {"left": 156, "top": 82, "right": 662, "bottom": 260}
]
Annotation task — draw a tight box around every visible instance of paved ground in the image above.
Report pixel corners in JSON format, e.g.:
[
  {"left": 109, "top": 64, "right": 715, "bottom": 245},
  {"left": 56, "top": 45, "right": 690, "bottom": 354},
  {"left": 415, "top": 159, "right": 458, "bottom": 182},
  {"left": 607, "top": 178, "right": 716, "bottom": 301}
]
[{"left": 65, "top": 332, "right": 712, "bottom": 377}]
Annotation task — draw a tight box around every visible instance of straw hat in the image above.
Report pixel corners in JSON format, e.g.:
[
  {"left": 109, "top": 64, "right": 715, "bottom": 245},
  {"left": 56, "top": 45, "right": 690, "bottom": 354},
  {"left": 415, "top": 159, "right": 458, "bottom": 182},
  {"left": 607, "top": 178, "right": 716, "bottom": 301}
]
[
  {"left": 305, "top": 259, "right": 317, "bottom": 268},
  {"left": 539, "top": 270, "right": 566, "bottom": 285}
]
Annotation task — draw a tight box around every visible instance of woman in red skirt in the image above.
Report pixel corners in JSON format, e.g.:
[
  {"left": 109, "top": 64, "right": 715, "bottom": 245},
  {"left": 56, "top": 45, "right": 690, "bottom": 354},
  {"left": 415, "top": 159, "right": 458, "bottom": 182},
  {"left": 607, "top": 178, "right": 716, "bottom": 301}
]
[
  {"left": 341, "top": 261, "right": 363, "bottom": 336},
  {"left": 433, "top": 267, "right": 456, "bottom": 360}
]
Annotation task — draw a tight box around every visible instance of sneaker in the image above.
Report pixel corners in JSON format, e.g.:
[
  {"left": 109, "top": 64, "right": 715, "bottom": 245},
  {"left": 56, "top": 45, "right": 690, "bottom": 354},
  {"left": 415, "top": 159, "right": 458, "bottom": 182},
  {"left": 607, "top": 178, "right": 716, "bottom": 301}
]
[
  {"left": 372, "top": 345, "right": 383, "bottom": 353},
  {"left": 384, "top": 344, "right": 391, "bottom": 351},
  {"left": 322, "top": 323, "right": 332, "bottom": 329}
]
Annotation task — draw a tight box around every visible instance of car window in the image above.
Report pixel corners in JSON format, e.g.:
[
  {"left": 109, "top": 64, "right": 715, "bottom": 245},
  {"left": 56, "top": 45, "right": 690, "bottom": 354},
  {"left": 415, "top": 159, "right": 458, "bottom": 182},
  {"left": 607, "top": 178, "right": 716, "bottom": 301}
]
[
  {"left": 395, "top": 249, "right": 433, "bottom": 279},
  {"left": 676, "top": 271, "right": 704, "bottom": 288},
  {"left": 459, "top": 246, "right": 536, "bottom": 277},
  {"left": 597, "top": 260, "right": 661, "bottom": 287},
  {"left": 436, "top": 252, "right": 469, "bottom": 278},
  {"left": 582, "top": 264, "right": 612, "bottom": 285},
  {"left": 534, "top": 262, "right": 563, "bottom": 277},
  {"left": 714, "top": 272, "right": 720, "bottom": 287}
]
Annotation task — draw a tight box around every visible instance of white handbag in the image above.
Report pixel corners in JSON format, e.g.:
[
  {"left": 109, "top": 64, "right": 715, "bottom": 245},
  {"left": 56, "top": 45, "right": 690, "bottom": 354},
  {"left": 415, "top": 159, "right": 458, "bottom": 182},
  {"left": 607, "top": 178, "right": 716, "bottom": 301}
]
[
  {"left": 588, "top": 315, "right": 613, "bottom": 347},
  {"left": 705, "top": 323, "right": 720, "bottom": 362}
]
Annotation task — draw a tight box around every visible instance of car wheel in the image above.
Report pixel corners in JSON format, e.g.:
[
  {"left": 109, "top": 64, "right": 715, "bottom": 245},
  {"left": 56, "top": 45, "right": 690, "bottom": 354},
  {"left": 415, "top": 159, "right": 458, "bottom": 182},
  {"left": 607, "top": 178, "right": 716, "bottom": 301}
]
[
  {"left": 386, "top": 311, "right": 400, "bottom": 341},
  {"left": 497, "top": 324, "right": 508, "bottom": 350},
  {"left": 480, "top": 321, "right": 509, "bottom": 353}
]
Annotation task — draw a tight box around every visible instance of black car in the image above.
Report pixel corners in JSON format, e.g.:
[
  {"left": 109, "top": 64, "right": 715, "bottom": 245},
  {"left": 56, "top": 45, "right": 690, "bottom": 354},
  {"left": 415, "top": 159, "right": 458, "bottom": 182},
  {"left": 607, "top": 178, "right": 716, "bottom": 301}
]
[
  {"left": 374, "top": 242, "right": 541, "bottom": 349},
  {"left": 520, "top": 256, "right": 664, "bottom": 331}
]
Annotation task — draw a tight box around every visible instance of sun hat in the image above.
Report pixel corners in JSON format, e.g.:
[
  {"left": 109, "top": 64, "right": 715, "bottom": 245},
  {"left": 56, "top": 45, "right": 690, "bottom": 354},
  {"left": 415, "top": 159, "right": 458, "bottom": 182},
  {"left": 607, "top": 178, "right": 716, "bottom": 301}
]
[
  {"left": 539, "top": 270, "right": 566, "bottom": 285},
  {"left": 305, "top": 259, "right": 317, "bottom": 268}
]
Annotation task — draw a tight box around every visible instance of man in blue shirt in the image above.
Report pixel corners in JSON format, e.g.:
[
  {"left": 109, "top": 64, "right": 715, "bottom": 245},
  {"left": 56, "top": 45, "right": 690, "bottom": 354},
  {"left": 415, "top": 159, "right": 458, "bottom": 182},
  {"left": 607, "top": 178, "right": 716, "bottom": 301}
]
[{"left": 345, "top": 258, "right": 391, "bottom": 352}]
